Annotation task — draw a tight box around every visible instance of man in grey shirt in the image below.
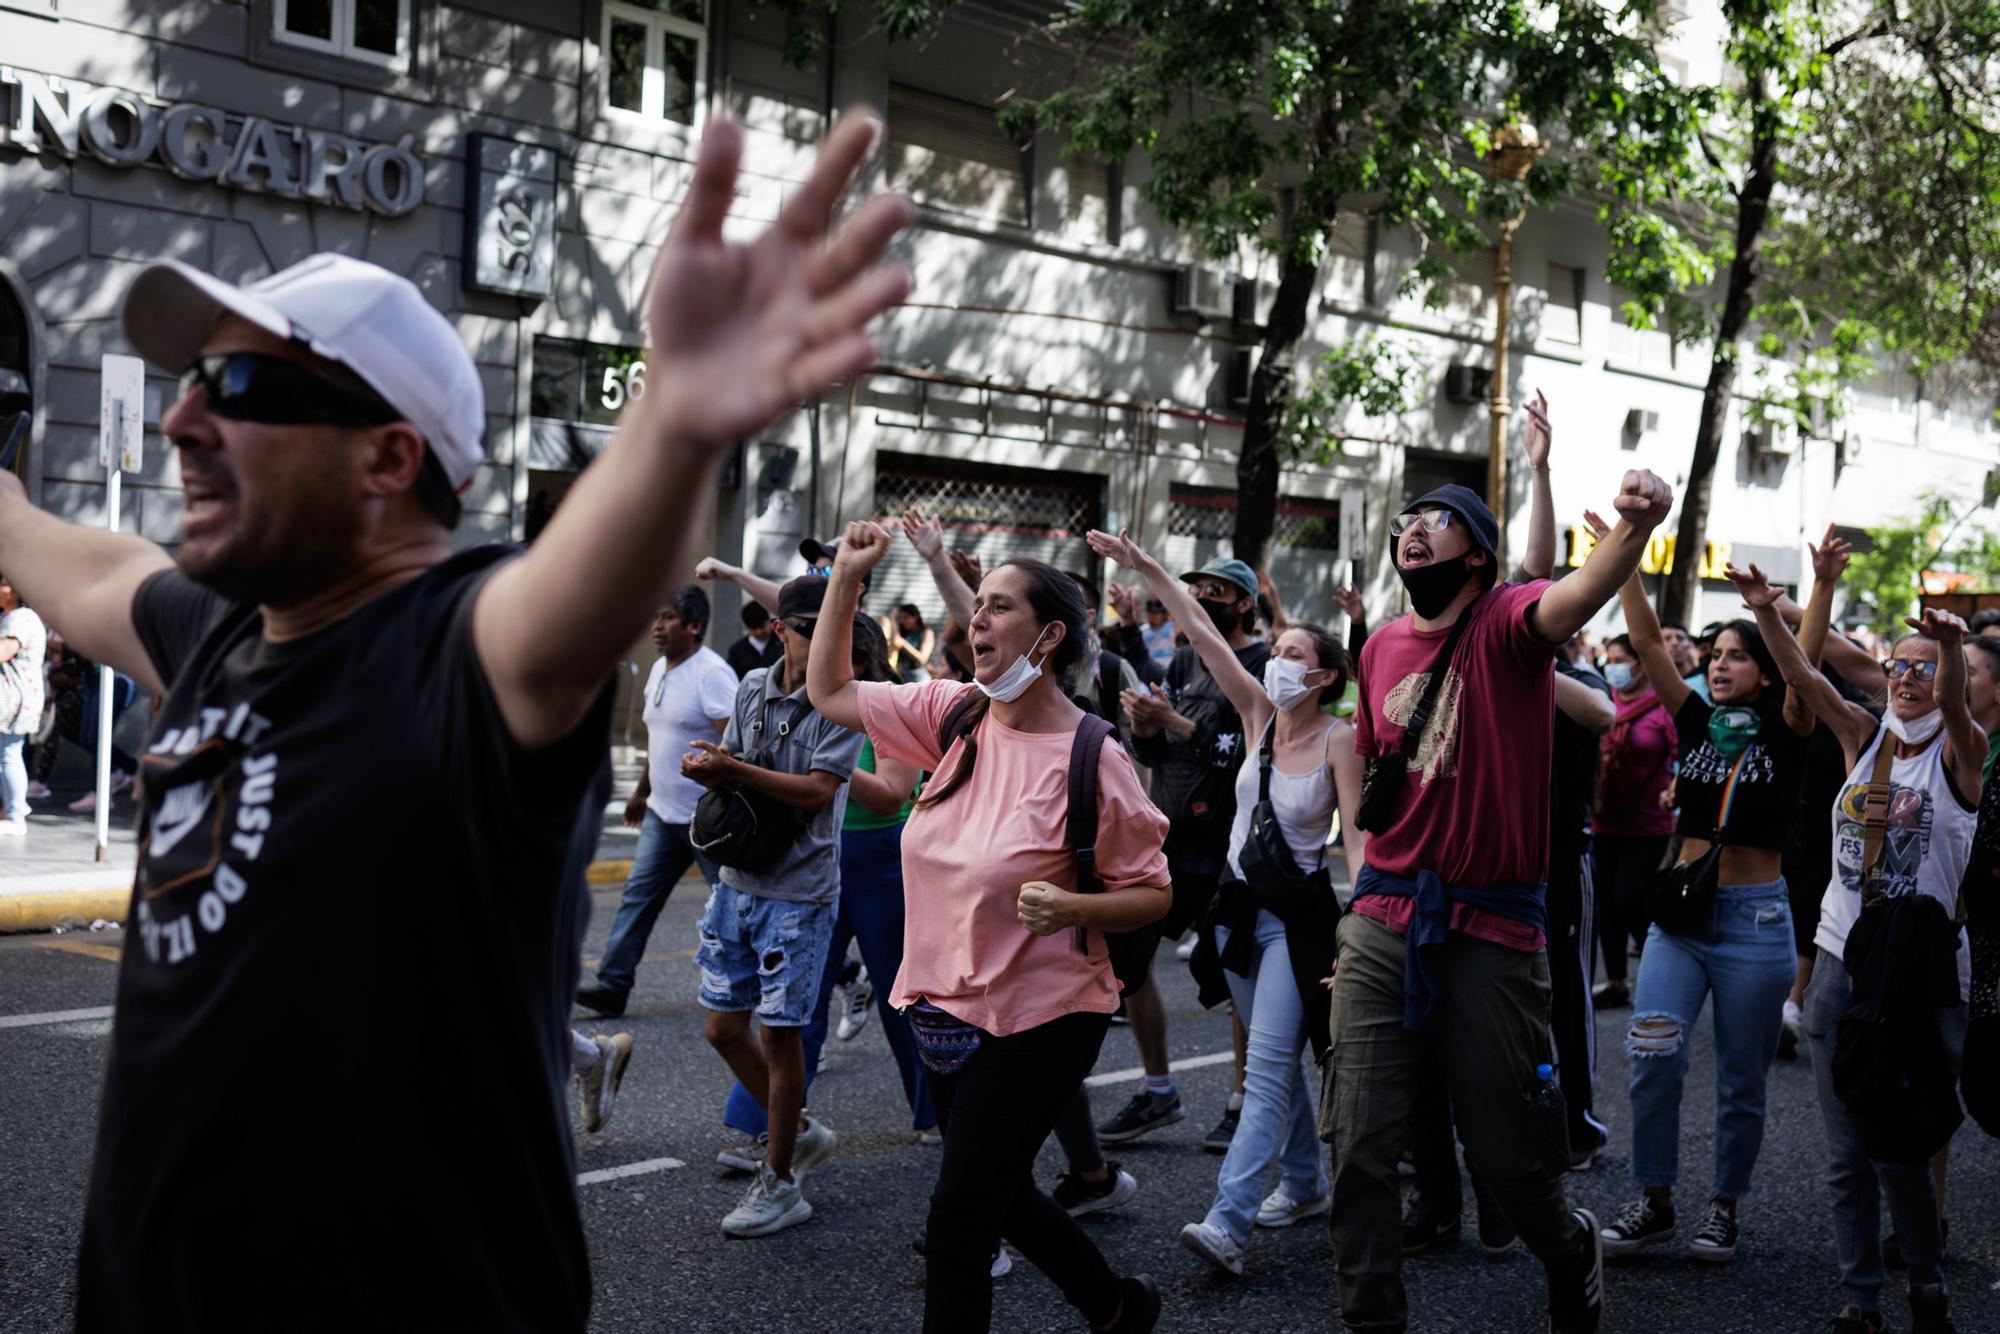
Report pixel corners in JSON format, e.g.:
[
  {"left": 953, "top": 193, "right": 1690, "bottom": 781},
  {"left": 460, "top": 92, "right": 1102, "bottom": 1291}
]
[{"left": 683, "top": 573, "right": 862, "bottom": 1239}]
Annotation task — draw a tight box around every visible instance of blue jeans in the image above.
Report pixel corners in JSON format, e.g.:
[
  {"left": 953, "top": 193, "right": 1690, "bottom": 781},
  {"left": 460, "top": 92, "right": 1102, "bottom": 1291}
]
[
  {"left": 0, "top": 732, "right": 26, "bottom": 819},
  {"left": 1804, "top": 946, "right": 1965, "bottom": 1311},
  {"left": 695, "top": 883, "right": 837, "bottom": 1025},
  {"left": 594, "top": 810, "right": 720, "bottom": 996},
  {"left": 1204, "top": 909, "right": 1326, "bottom": 1245},
  {"left": 726, "top": 823, "right": 935, "bottom": 1137},
  {"left": 1626, "top": 880, "right": 1795, "bottom": 1197}
]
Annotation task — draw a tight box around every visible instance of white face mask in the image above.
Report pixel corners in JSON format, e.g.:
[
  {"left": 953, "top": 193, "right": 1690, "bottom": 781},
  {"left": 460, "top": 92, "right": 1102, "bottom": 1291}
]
[
  {"left": 1884, "top": 706, "right": 1944, "bottom": 746},
  {"left": 1263, "top": 656, "right": 1321, "bottom": 711},
  {"left": 1604, "top": 662, "right": 1636, "bottom": 693},
  {"left": 977, "top": 624, "right": 1055, "bottom": 704}
]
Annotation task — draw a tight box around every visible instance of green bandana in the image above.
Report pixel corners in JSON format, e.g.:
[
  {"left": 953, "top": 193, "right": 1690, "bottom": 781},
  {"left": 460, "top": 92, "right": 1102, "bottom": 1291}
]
[{"left": 1707, "top": 706, "right": 1761, "bottom": 760}]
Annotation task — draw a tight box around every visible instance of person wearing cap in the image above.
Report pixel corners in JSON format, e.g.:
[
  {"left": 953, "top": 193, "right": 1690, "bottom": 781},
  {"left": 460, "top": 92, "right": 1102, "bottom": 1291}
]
[
  {"left": 1326, "top": 419, "right": 1675, "bottom": 1333},
  {"left": 0, "top": 111, "right": 911, "bottom": 1330},
  {"left": 1108, "top": 556, "right": 1270, "bottom": 1148},
  {"left": 685, "top": 573, "right": 864, "bottom": 1236},
  {"left": 1141, "top": 599, "right": 1179, "bottom": 674}
]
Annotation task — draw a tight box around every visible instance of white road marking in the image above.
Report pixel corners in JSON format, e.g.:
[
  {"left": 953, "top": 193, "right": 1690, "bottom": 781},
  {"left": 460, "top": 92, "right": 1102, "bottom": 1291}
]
[
  {"left": 0, "top": 1005, "right": 115, "bottom": 1030},
  {"left": 1084, "top": 1048, "right": 1236, "bottom": 1089},
  {"left": 577, "top": 1156, "right": 686, "bottom": 1187}
]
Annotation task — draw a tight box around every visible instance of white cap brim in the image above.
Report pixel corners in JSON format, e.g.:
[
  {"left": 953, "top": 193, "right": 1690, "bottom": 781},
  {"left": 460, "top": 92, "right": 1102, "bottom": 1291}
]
[{"left": 121, "top": 260, "right": 297, "bottom": 376}]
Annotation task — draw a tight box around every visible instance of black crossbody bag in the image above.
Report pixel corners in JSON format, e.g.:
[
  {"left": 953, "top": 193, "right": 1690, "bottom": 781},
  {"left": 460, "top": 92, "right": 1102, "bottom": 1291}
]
[
  {"left": 1646, "top": 747, "right": 1750, "bottom": 938},
  {"left": 1356, "top": 607, "right": 1473, "bottom": 833},
  {"left": 689, "top": 696, "right": 812, "bottom": 871},
  {"left": 1238, "top": 725, "right": 1335, "bottom": 920}
]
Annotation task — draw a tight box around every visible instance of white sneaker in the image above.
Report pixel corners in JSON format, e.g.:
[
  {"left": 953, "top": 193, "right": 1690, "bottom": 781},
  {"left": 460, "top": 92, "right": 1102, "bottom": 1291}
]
[
  {"left": 1179, "top": 1220, "right": 1246, "bottom": 1276},
  {"left": 991, "top": 1247, "right": 1014, "bottom": 1279},
  {"left": 0, "top": 817, "right": 24, "bottom": 837},
  {"left": 1256, "top": 1188, "right": 1332, "bottom": 1229},
  {"left": 791, "top": 1114, "right": 838, "bottom": 1180},
  {"left": 1175, "top": 932, "right": 1197, "bottom": 960},
  {"left": 716, "top": 1136, "right": 767, "bottom": 1175},
  {"left": 575, "top": 1033, "right": 632, "bottom": 1134},
  {"left": 25, "top": 781, "right": 50, "bottom": 800},
  {"left": 721, "top": 1165, "right": 813, "bottom": 1238},
  {"left": 836, "top": 965, "right": 874, "bottom": 1041},
  {"left": 918, "top": 1126, "right": 943, "bottom": 1146}
]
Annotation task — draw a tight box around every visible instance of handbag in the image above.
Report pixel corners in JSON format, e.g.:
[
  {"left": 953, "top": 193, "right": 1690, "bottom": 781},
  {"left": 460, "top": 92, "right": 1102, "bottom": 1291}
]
[
  {"left": 688, "top": 696, "right": 812, "bottom": 871},
  {"left": 1356, "top": 603, "right": 1474, "bottom": 833},
  {"left": 1645, "top": 748, "right": 1749, "bottom": 937},
  {"left": 1237, "top": 724, "right": 1334, "bottom": 921}
]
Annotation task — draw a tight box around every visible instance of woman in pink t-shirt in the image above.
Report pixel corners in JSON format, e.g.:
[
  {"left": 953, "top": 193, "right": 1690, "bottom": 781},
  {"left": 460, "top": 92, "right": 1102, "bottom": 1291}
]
[
  {"left": 806, "top": 521, "right": 1172, "bottom": 1334},
  {"left": 1590, "top": 632, "right": 1679, "bottom": 1007}
]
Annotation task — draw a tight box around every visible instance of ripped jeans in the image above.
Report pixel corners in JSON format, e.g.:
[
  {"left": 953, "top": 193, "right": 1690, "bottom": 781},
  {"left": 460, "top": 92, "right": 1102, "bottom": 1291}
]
[
  {"left": 694, "top": 883, "right": 837, "bottom": 1026},
  {"left": 1625, "top": 880, "right": 1795, "bottom": 1198}
]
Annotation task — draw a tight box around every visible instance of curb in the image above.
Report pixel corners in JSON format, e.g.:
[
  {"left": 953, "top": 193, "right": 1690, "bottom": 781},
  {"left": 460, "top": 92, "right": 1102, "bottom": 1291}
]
[{"left": 0, "top": 859, "right": 636, "bottom": 935}]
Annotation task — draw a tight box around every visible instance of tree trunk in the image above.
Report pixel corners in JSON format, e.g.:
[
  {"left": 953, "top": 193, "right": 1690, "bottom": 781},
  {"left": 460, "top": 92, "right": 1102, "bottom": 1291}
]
[
  {"left": 1232, "top": 250, "right": 1324, "bottom": 568},
  {"left": 1659, "top": 123, "right": 1780, "bottom": 626}
]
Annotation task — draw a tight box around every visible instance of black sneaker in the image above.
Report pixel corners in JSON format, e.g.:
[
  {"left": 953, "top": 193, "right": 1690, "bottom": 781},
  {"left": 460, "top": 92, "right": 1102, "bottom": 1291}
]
[
  {"left": 1599, "top": 1195, "right": 1675, "bottom": 1257},
  {"left": 1830, "top": 1307, "right": 1885, "bottom": 1334},
  {"left": 1567, "top": 1114, "right": 1609, "bottom": 1173},
  {"left": 1910, "top": 1283, "right": 1957, "bottom": 1334},
  {"left": 1401, "top": 1189, "right": 1462, "bottom": 1255},
  {"left": 1885, "top": 1217, "right": 1950, "bottom": 1270},
  {"left": 1053, "top": 1162, "right": 1139, "bottom": 1216},
  {"left": 1097, "top": 1089, "right": 1184, "bottom": 1143},
  {"left": 1548, "top": 1208, "right": 1606, "bottom": 1334},
  {"left": 1686, "top": 1199, "right": 1738, "bottom": 1263},
  {"left": 1591, "top": 980, "right": 1630, "bottom": 1009},
  {"left": 1093, "top": 1274, "right": 1161, "bottom": 1333},
  {"left": 1202, "top": 1106, "right": 1240, "bottom": 1153},
  {"left": 1471, "top": 1174, "right": 1518, "bottom": 1256},
  {"left": 575, "top": 984, "right": 628, "bottom": 1018}
]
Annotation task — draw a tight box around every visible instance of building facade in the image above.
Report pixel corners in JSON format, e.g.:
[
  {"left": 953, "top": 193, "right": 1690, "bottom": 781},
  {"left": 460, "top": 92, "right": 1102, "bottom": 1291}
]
[{"left": 1, "top": 0, "right": 1994, "bottom": 658}]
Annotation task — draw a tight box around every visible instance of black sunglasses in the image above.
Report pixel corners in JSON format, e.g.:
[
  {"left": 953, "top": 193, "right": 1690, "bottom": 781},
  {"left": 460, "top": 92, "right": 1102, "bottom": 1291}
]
[
  {"left": 781, "top": 618, "right": 816, "bottom": 639},
  {"left": 182, "top": 351, "right": 401, "bottom": 429}
]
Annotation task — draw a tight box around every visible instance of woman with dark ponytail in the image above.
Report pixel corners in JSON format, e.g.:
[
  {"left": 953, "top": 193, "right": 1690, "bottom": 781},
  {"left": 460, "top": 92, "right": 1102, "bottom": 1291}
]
[{"left": 806, "top": 521, "right": 1172, "bottom": 1334}]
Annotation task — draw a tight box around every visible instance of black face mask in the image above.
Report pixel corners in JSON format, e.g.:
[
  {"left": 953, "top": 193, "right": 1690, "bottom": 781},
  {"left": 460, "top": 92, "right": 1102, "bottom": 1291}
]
[
  {"left": 1396, "top": 554, "right": 1475, "bottom": 619},
  {"left": 1198, "top": 597, "right": 1241, "bottom": 636}
]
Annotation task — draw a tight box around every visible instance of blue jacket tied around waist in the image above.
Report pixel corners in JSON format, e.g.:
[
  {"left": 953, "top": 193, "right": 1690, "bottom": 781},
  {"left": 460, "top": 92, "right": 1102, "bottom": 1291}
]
[{"left": 1352, "top": 865, "right": 1549, "bottom": 1030}]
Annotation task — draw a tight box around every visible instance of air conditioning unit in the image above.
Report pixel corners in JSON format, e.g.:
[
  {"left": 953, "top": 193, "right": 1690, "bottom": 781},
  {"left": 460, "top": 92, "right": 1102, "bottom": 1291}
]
[
  {"left": 1173, "top": 265, "right": 1233, "bottom": 320},
  {"left": 1443, "top": 363, "right": 1491, "bottom": 405},
  {"left": 1231, "top": 277, "right": 1266, "bottom": 326},
  {"left": 1742, "top": 420, "right": 1796, "bottom": 457},
  {"left": 1226, "top": 347, "right": 1255, "bottom": 408},
  {"left": 1623, "top": 408, "right": 1661, "bottom": 438},
  {"left": 1658, "top": 0, "right": 1691, "bottom": 22}
]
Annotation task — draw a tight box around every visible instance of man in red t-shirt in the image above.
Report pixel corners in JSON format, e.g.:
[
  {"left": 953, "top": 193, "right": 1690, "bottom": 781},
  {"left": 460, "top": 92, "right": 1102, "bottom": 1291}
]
[{"left": 1326, "top": 465, "right": 1672, "bottom": 1334}]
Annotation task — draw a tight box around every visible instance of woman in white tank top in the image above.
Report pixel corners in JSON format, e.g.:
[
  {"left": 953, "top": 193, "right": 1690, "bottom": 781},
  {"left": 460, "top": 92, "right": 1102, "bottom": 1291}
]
[
  {"left": 1088, "top": 528, "right": 1365, "bottom": 1277},
  {"left": 1734, "top": 550, "right": 1985, "bottom": 1330}
]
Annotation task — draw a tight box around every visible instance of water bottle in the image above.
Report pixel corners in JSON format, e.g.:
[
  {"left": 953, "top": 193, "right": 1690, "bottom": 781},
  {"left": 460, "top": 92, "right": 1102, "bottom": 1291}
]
[{"left": 1531, "top": 1062, "right": 1563, "bottom": 1112}]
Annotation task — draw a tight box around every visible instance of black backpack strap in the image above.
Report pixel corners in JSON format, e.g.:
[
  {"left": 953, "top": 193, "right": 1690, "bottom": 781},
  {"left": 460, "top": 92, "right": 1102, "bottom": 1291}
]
[
  {"left": 1068, "top": 714, "right": 1115, "bottom": 953},
  {"left": 935, "top": 689, "right": 981, "bottom": 758},
  {"left": 1097, "top": 651, "right": 1120, "bottom": 726},
  {"left": 1399, "top": 595, "right": 1477, "bottom": 761},
  {"left": 1258, "top": 719, "right": 1275, "bottom": 804}
]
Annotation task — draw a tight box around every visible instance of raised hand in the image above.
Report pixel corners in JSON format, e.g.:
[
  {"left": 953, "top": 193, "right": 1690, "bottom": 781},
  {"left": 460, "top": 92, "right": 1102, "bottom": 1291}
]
[
  {"left": 1580, "top": 508, "right": 1612, "bottom": 544},
  {"left": 1523, "top": 388, "right": 1552, "bottom": 470},
  {"left": 1809, "top": 523, "right": 1853, "bottom": 586},
  {"left": 947, "top": 548, "right": 983, "bottom": 592},
  {"left": 1907, "top": 607, "right": 1968, "bottom": 646},
  {"left": 1085, "top": 528, "right": 1147, "bottom": 570},
  {"left": 681, "top": 739, "right": 735, "bottom": 786},
  {"left": 1107, "top": 582, "right": 1139, "bottom": 624},
  {"left": 694, "top": 556, "right": 733, "bottom": 581},
  {"left": 901, "top": 508, "right": 945, "bottom": 561},
  {"left": 1611, "top": 470, "right": 1674, "bottom": 531},
  {"left": 642, "top": 112, "right": 914, "bottom": 453},
  {"left": 834, "top": 519, "right": 894, "bottom": 575},
  {"left": 1333, "top": 586, "right": 1366, "bottom": 623},
  {"left": 1724, "top": 561, "right": 1782, "bottom": 610}
]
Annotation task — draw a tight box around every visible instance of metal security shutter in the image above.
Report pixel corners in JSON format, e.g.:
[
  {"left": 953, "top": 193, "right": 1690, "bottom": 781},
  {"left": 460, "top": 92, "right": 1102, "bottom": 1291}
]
[
  {"left": 1162, "top": 485, "right": 1343, "bottom": 624},
  {"left": 887, "top": 84, "right": 1029, "bottom": 226},
  {"left": 867, "top": 454, "right": 1103, "bottom": 621}
]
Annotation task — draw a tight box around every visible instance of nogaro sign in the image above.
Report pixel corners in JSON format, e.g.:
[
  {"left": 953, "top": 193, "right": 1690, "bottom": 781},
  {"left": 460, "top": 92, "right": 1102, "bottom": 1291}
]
[{"left": 0, "top": 67, "right": 424, "bottom": 217}]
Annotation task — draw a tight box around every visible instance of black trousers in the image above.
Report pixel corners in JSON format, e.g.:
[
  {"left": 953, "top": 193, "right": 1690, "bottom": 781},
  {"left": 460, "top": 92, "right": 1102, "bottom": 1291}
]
[
  {"left": 1545, "top": 838, "right": 1598, "bottom": 1139},
  {"left": 924, "top": 1011, "right": 1119, "bottom": 1333},
  {"left": 1593, "top": 833, "right": 1670, "bottom": 984}
]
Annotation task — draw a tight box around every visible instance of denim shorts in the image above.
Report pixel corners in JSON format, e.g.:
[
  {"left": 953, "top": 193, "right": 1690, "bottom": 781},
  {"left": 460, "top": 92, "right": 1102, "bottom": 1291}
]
[{"left": 695, "top": 883, "right": 837, "bottom": 1027}]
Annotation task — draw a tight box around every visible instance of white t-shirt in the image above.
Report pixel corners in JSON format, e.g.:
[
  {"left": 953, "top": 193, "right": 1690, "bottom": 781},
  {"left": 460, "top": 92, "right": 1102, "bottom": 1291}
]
[
  {"left": 0, "top": 605, "right": 47, "bottom": 735},
  {"left": 1816, "top": 722, "right": 1978, "bottom": 1001},
  {"left": 643, "top": 646, "right": 739, "bottom": 824}
]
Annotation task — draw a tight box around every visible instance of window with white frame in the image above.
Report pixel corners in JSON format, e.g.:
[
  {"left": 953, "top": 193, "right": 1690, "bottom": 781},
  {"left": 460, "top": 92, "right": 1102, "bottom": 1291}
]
[
  {"left": 603, "top": 0, "right": 707, "bottom": 127},
  {"left": 274, "top": 0, "right": 412, "bottom": 70}
]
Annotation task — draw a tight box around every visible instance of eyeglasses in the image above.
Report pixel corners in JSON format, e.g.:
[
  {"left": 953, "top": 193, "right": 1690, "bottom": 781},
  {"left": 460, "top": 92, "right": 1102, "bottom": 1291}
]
[
  {"left": 1882, "top": 659, "right": 1939, "bottom": 681},
  {"left": 1189, "top": 582, "right": 1238, "bottom": 601},
  {"left": 1390, "top": 509, "right": 1455, "bottom": 539},
  {"left": 181, "top": 351, "right": 401, "bottom": 429},
  {"left": 781, "top": 618, "right": 815, "bottom": 640}
]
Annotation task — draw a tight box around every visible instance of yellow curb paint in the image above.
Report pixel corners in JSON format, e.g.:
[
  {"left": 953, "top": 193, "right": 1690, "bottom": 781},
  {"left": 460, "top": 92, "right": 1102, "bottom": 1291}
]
[
  {"left": 36, "top": 938, "right": 123, "bottom": 963},
  {"left": 586, "top": 860, "right": 631, "bottom": 886},
  {"left": 0, "top": 890, "right": 132, "bottom": 934}
]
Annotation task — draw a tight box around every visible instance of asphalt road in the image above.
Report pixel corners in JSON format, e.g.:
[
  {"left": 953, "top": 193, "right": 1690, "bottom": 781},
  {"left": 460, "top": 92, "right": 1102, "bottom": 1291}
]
[{"left": 3, "top": 879, "right": 1997, "bottom": 1333}]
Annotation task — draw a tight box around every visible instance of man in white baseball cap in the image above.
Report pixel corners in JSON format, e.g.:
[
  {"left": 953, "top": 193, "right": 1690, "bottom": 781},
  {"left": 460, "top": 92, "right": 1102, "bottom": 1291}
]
[{"left": 0, "top": 109, "right": 913, "bottom": 1333}]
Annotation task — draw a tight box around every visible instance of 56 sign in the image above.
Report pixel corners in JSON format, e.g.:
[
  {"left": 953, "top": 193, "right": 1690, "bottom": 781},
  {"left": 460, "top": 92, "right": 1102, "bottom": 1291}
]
[
  {"left": 598, "top": 357, "right": 646, "bottom": 412},
  {"left": 466, "top": 135, "right": 556, "bottom": 299}
]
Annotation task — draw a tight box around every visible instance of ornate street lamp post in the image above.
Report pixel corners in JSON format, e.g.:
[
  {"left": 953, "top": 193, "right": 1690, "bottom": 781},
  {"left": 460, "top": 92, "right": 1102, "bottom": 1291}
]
[{"left": 1486, "top": 121, "right": 1544, "bottom": 570}]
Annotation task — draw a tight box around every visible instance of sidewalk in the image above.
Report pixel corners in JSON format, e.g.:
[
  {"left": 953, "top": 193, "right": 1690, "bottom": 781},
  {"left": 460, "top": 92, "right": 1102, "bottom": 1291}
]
[{"left": 0, "top": 758, "right": 650, "bottom": 932}]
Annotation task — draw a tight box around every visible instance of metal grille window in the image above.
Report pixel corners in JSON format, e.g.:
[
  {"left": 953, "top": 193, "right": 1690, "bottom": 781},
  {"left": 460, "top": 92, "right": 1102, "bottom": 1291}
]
[
  {"left": 887, "top": 85, "right": 1029, "bottom": 226},
  {"left": 865, "top": 456, "right": 1103, "bottom": 618},
  {"left": 274, "top": 0, "right": 411, "bottom": 70},
  {"left": 604, "top": 0, "right": 707, "bottom": 126}
]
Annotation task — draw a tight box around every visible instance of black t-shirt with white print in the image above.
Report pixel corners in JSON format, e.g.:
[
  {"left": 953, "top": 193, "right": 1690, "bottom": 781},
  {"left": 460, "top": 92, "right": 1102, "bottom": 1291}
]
[
  {"left": 1671, "top": 692, "right": 1810, "bottom": 850},
  {"left": 77, "top": 548, "right": 611, "bottom": 1334}
]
